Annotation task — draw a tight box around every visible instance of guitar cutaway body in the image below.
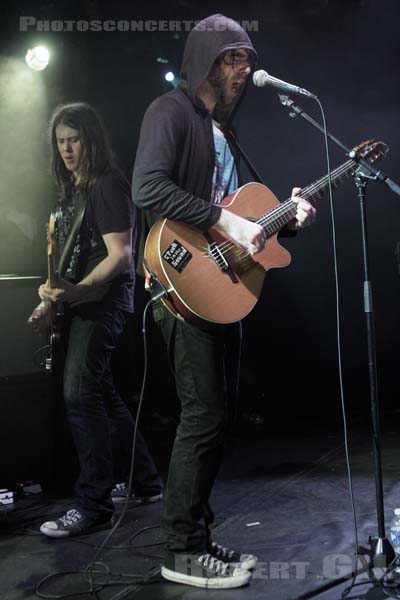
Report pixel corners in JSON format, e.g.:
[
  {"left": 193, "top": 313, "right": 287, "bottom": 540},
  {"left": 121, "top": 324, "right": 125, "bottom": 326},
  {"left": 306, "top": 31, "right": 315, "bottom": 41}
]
[{"left": 145, "top": 183, "right": 291, "bottom": 324}]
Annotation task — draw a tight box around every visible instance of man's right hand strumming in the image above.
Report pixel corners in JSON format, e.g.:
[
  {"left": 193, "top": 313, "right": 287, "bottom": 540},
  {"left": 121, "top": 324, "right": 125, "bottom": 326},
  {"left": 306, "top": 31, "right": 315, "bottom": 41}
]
[
  {"left": 214, "top": 208, "right": 267, "bottom": 255},
  {"left": 28, "top": 300, "right": 53, "bottom": 334}
]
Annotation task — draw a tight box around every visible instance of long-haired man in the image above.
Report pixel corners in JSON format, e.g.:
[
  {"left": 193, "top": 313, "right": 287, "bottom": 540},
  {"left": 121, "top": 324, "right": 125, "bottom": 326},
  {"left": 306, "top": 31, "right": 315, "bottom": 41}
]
[{"left": 30, "top": 102, "right": 162, "bottom": 537}]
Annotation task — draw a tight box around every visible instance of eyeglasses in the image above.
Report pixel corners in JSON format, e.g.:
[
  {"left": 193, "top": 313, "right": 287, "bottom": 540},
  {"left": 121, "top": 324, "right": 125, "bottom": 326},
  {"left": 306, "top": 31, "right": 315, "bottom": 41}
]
[{"left": 221, "top": 50, "right": 256, "bottom": 71}]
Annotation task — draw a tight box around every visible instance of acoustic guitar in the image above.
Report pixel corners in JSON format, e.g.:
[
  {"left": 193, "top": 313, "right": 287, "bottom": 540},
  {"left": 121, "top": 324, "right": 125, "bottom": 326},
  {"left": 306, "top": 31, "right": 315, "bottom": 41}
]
[{"left": 144, "top": 140, "right": 388, "bottom": 325}]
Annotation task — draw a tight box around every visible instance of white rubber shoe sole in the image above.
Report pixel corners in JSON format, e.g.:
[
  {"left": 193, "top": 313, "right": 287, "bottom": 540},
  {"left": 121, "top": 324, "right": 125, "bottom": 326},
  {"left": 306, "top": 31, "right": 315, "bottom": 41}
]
[{"left": 161, "top": 565, "right": 251, "bottom": 589}]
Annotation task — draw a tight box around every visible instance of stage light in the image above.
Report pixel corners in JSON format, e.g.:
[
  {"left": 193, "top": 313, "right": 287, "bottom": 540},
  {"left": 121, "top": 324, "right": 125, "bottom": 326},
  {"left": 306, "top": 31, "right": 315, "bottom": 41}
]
[
  {"left": 25, "top": 46, "right": 50, "bottom": 71},
  {"left": 165, "top": 71, "right": 175, "bottom": 82}
]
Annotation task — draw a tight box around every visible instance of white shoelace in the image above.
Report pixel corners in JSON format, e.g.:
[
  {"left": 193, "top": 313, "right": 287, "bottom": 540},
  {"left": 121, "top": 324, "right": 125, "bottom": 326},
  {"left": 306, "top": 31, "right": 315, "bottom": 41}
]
[
  {"left": 59, "top": 509, "right": 82, "bottom": 526},
  {"left": 210, "top": 541, "right": 236, "bottom": 559},
  {"left": 113, "top": 483, "right": 127, "bottom": 495},
  {"left": 198, "top": 553, "right": 230, "bottom": 575}
]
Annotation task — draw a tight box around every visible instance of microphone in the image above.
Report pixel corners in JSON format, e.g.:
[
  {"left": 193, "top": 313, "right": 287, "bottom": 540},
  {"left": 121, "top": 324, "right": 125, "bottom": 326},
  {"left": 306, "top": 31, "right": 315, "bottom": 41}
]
[{"left": 252, "top": 69, "right": 317, "bottom": 99}]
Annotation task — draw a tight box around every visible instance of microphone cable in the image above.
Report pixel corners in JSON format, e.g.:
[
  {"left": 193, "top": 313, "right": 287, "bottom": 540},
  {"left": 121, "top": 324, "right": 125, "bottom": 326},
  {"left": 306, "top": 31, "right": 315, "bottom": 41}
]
[{"left": 312, "top": 96, "right": 360, "bottom": 598}]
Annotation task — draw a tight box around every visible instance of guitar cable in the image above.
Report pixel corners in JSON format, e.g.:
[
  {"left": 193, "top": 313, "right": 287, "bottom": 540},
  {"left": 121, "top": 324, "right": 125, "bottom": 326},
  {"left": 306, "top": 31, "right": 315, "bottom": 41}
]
[
  {"left": 33, "top": 344, "right": 50, "bottom": 368},
  {"left": 83, "top": 288, "right": 168, "bottom": 584},
  {"left": 35, "top": 290, "right": 168, "bottom": 600}
]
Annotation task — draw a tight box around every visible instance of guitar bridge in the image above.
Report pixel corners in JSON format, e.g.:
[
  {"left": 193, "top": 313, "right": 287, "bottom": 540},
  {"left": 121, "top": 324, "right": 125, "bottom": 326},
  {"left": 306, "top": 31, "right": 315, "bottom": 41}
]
[{"left": 204, "top": 233, "right": 239, "bottom": 283}]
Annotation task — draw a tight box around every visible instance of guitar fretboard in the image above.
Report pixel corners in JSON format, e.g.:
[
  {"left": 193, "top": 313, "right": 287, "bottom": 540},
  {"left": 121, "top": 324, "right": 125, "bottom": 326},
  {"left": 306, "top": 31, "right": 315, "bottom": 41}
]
[{"left": 256, "top": 158, "right": 359, "bottom": 236}]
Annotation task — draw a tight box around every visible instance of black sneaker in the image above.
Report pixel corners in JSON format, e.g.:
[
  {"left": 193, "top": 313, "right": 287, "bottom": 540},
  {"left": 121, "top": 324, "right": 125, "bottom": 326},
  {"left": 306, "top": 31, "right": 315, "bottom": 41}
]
[
  {"left": 111, "top": 482, "right": 163, "bottom": 505},
  {"left": 40, "top": 509, "right": 115, "bottom": 538},
  {"left": 161, "top": 552, "right": 251, "bottom": 589},
  {"left": 208, "top": 540, "right": 258, "bottom": 570}
]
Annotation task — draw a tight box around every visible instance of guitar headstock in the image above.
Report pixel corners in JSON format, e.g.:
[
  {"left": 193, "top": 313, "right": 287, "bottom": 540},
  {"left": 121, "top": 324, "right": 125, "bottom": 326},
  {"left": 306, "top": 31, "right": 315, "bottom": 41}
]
[
  {"left": 47, "top": 213, "right": 56, "bottom": 244},
  {"left": 351, "top": 139, "right": 389, "bottom": 165}
]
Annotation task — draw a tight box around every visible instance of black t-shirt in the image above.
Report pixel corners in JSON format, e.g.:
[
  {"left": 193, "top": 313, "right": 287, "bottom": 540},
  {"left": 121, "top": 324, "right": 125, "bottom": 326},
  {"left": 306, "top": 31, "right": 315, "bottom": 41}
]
[{"left": 73, "top": 168, "right": 136, "bottom": 312}]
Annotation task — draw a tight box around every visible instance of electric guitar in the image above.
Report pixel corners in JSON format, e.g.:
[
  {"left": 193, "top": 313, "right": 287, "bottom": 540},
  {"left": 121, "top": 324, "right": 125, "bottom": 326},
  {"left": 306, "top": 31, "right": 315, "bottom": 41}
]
[
  {"left": 45, "top": 211, "right": 62, "bottom": 374},
  {"left": 144, "top": 139, "right": 388, "bottom": 325}
]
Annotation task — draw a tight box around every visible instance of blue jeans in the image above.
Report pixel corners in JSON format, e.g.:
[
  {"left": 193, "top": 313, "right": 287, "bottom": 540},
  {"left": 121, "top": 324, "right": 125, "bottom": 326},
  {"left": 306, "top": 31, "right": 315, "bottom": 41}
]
[
  {"left": 63, "top": 302, "right": 162, "bottom": 517},
  {"left": 153, "top": 302, "right": 229, "bottom": 555}
]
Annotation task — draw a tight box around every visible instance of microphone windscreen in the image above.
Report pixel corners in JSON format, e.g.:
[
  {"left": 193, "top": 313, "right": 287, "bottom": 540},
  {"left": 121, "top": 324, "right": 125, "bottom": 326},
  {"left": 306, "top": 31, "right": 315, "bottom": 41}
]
[{"left": 252, "top": 70, "right": 267, "bottom": 87}]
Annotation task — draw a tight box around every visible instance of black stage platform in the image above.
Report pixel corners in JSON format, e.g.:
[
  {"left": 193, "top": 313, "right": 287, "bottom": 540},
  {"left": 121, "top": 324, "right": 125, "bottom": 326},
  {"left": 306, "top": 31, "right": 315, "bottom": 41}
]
[{"left": 1, "top": 410, "right": 400, "bottom": 600}]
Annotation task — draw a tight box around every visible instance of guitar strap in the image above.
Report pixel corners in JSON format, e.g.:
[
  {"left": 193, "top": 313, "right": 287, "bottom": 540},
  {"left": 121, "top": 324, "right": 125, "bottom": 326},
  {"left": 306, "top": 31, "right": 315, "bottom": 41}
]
[
  {"left": 57, "top": 191, "right": 88, "bottom": 278},
  {"left": 226, "top": 131, "right": 265, "bottom": 185},
  {"left": 226, "top": 131, "right": 296, "bottom": 238}
]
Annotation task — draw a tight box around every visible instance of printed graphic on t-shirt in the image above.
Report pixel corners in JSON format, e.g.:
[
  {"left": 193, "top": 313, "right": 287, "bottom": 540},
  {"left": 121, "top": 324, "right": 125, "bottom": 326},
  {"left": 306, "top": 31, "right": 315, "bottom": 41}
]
[{"left": 210, "top": 121, "right": 238, "bottom": 205}]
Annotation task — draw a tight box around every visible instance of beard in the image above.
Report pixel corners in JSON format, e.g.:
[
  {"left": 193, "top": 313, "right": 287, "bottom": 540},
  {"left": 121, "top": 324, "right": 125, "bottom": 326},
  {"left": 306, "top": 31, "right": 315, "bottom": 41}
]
[
  {"left": 207, "top": 70, "right": 241, "bottom": 126},
  {"left": 208, "top": 71, "right": 232, "bottom": 107}
]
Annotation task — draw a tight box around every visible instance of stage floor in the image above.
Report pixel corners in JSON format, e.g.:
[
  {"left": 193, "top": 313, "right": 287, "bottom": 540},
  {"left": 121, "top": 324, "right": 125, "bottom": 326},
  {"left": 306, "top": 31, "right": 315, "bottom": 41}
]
[{"left": 1, "top": 410, "right": 400, "bottom": 600}]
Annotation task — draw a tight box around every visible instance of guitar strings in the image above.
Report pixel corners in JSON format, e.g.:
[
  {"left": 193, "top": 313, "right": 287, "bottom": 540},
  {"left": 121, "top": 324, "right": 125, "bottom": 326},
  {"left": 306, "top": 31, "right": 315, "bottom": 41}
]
[
  {"left": 214, "top": 145, "right": 382, "bottom": 264},
  {"left": 210, "top": 158, "right": 357, "bottom": 261},
  {"left": 207, "top": 146, "right": 381, "bottom": 263}
]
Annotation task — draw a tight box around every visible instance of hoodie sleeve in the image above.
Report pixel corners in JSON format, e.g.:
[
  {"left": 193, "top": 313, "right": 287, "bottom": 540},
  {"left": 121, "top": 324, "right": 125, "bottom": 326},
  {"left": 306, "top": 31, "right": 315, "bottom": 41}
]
[{"left": 132, "top": 95, "right": 221, "bottom": 231}]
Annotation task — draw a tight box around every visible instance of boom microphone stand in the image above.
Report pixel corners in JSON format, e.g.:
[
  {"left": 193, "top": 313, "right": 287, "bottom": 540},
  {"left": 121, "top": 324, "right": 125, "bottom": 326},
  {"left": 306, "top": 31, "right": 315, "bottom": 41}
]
[{"left": 277, "top": 93, "right": 400, "bottom": 568}]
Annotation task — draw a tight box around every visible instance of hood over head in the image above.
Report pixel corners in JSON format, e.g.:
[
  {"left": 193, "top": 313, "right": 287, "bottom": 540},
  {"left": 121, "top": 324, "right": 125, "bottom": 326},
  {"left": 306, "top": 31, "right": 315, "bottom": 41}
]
[{"left": 179, "top": 14, "right": 257, "bottom": 111}]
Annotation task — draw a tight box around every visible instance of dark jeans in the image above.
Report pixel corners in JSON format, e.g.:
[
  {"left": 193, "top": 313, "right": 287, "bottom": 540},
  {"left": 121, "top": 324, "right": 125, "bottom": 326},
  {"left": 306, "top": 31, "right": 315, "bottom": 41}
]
[
  {"left": 153, "top": 302, "right": 229, "bottom": 555},
  {"left": 63, "top": 302, "right": 162, "bottom": 518}
]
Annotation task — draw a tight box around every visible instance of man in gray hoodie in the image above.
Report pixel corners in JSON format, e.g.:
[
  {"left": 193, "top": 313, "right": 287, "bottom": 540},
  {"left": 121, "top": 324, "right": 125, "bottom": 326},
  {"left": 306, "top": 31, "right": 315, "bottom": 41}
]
[{"left": 133, "top": 14, "right": 315, "bottom": 589}]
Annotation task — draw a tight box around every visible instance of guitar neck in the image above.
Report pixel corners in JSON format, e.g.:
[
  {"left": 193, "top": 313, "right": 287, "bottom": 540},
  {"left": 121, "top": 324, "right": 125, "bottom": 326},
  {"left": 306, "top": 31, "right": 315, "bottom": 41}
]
[
  {"left": 48, "top": 254, "right": 57, "bottom": 288},
  {"left": 257, "top": 158, "right": 357, "bottom": 236},
  {"left": 47, "top": 212, "right": 58, "bottom": 288}
]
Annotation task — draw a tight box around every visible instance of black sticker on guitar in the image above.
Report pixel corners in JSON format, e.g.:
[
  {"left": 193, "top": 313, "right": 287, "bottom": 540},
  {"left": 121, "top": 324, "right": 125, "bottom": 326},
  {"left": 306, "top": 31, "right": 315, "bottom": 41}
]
[{"left": 162, "top": 240, "right": 192, "bottom": 273}]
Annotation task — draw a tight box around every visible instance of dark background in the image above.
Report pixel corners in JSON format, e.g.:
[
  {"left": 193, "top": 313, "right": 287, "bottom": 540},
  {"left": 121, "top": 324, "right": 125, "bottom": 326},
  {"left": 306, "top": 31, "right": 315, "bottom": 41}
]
[{"left": 0, "top": 1, "right": 399, "bottom": 483}]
